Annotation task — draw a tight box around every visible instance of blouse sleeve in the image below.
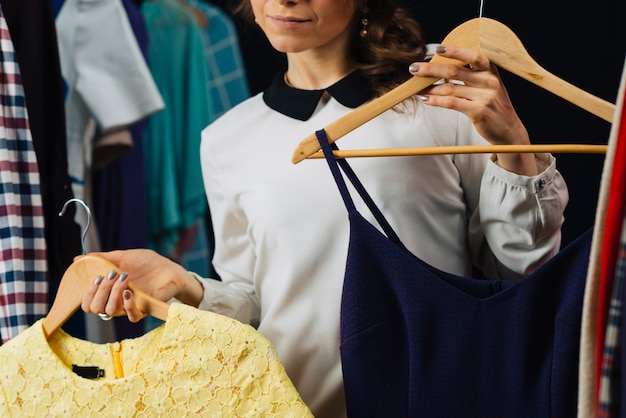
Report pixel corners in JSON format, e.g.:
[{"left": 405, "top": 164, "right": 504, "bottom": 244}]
[
  {"left": 436, "top": 108, "right": 569, "bottom": 281},
  {"left": 469, "top": 153, "right": 569, "bottom": 280},
  {"left": 194, "top": 128, "right": 261, "bottom": 327}
]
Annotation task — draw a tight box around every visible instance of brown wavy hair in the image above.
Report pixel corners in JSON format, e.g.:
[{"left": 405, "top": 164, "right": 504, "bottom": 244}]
[{"left": 232, "top": 0, "right": 426, "bottom": 97}]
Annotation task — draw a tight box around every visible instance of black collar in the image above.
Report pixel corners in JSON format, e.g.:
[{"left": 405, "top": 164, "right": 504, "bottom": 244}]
[{"left": 263, "top": 70, "right": 375, "bottom": 121}]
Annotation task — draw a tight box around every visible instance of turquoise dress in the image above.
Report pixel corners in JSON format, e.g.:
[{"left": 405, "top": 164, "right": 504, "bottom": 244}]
[{"left": 141, "top": 0, "right": 212, "bottom": 257}]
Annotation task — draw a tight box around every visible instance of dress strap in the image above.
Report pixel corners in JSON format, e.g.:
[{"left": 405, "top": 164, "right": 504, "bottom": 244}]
[{"left": 315, "top": 129, "right": 404, "bottom": 245}]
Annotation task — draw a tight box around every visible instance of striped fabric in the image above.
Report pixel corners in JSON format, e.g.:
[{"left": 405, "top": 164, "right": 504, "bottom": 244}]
[
  {"left": 578, "top": 59, "right": 626, "bottom": 418},
  {"left": 597, "top": 77, "right": 626, "bottom": 417},
  {"left": 0, "top": 5, "right": 48, "bottom": 343},
  {"left": 597, "top": 62, "right": 626, "bottom": 403},
  {"left": 598, "top": 219, "right": 626, "bottom": 417}
]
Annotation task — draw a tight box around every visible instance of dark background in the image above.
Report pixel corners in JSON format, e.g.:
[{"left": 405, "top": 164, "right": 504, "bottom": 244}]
[{"left": 212, "top": 0, "right": 626, "bottom": 246}]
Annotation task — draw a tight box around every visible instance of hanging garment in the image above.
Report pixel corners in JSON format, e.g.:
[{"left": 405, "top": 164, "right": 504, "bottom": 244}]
[
  {"left": 181, "top": 0, "right": 250, "bottom": 121},
  {"left": 140, "top": 0, "right": 211, "bottom": 259},
  {"left": 598, "top": 219, "right": 626, "bottom": 417},
  {"left": 622, "top": 224, "right": 626, "bottom": 418},
  {"left": 593, "top": 59, "right": 626, "bottom": 418},
  {"left": 0, "top": 0, "right": 83, "bottom": 291},
  {"left": 0, "top": 4, "right": 48, "bottom": 343},
  {"left": 55, "top": 0, "right": 164, "bottom": 208},
  {"left": 176, "top": 0, "right": 251, "bottom": 279},
  {"left": 315, "top": 129, "right": 591, "bottom": 417},
  {"left": 93, "top": 0, "right": 151, "bottom": 254},
  {"left": 578, "top": 58, "right": 626, "bottom": 418},
  {"left": 597, "top": 60, "right": 626, "bottom": 404},
  {"left": 0, "top": 302, "right": 313, "bottom": 416}
]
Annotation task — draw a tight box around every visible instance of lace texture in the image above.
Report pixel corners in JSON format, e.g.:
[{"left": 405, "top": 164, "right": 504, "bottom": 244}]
[{"left": 0, "top": 303, "right": 312, "bottom": 417}]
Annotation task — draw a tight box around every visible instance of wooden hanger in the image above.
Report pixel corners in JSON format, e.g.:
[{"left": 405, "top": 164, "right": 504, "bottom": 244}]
[
  {"left": 305, "top": 144, "right": 608, "bottom": 159},
  {"left": 42, "top": 199, "right": 169, "bottom": 339},
  {"left": 291, "top": 17, "right": 616, "bottom": 163}
]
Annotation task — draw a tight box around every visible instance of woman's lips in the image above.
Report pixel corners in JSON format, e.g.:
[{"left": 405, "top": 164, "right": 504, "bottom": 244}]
[{"left": 269, "top": 15, "right": 310, "bottom": 29}]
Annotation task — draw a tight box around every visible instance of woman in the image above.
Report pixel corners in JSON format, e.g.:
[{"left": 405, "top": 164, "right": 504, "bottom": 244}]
[{"left": 83, "top": 0, "right": 568, "bottom": 416}]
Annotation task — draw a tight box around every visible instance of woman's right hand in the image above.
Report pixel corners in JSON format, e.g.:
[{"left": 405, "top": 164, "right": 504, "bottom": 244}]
[{"left": 80, "top": 249, "right": 204, "bottom": 322}]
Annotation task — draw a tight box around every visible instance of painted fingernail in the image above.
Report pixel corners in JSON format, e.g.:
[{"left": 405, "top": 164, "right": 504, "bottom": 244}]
[
  {"left": 94, "top": 275, "right": 104, "bottom": 285},
  {"left": 123, "top": 290, "right": 131, "bottom": 300},
  {"left": 106, "top": 269, "right": 117, "bottom": 280},
  {"left": 118, "top": 272, "right": 128, "bottom": 282},
  {"left": 436, "top": 45, "right": 447, "bottom": 54},
  {"left": 419, "top": 95, "right": 429, "bottom": 101},
  {"left": 409, "top": 64, "right": 420, "bottom": 73}
]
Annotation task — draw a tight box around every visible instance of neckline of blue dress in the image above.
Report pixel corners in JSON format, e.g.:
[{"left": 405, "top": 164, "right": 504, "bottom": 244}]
[{"left": 314, "top": 128, "right": 593, "bottom": 302}]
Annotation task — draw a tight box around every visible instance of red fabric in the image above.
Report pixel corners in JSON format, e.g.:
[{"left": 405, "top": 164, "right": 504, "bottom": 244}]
[{"left": 595, "top": 88, "right": 626, "bottom": 400}]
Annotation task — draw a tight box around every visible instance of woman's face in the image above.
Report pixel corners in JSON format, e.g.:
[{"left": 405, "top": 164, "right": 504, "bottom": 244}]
[{"left": 250, "top": 0, "right": 357, "bottom": 55}]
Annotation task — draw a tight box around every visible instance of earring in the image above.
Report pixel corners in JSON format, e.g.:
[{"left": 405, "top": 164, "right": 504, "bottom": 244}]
[
  {"left": 360, "top": 17, "right": 368, "bottom": 37},
  {"left": 360, "top": 8, "right": 369, "bottom": 38}
]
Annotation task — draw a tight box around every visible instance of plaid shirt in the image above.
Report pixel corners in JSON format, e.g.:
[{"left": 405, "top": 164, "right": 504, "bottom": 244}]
[
  {"left": 598, "top": 228, "right": 625, "bottom": 418},
  {"left": 0, "top": 5, "right": 48, "bottom": 343}
]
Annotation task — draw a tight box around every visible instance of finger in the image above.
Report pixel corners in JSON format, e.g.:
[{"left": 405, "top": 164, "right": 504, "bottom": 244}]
[
  {"left": 88, "top": 269, "right": 120, "bottom": 315},
  {"left": 122, "top": 289, "right": 147, "bottom": 323},
  {"left": 422, "top": 81, "right": 496, "bottom": 104},
  {"left": 411, "top": 61, "right": 496, "bottom": 91},
  {"left": 418, "top": 92, "right": 478, "bottom": 116},
  {"left": 409, "top": 60, "right": 469, "bottom": 83},
  {"left": 436, "top": 45, "right": 491, "bottom": 71},
  {"left": 104, "top": 271, "right": 131, "bottom": 317},
  {"left": 81, "top": 274, "right": 104, "bottom": 313}
]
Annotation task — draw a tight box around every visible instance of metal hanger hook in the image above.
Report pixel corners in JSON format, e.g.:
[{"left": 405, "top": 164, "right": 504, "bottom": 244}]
[{"left": 59, "top": 198, "right": 91, "bottom": 255}]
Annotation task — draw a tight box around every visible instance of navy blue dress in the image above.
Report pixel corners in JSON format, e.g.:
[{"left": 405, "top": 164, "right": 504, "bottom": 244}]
[{"left": 315, "top": 129, "right": 591, "bottom": 417}]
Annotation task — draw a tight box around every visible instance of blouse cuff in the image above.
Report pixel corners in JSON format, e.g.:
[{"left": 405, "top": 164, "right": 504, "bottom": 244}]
[
  {"left": 181, "top": 272, "right": 260, "bottom": 326},
  {"left": 188, "top": 271, "right": 215, "bottom": 311},
  {"left": 487, "top": 153, "right": 555, "bottom": 191},
  {"left": 166, "top": 271, "right": 213, "bottom": 311}
]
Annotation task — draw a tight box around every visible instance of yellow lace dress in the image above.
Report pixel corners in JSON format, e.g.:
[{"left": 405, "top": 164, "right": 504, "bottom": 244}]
[{"left": 0, "top": 303, "right": 313, "bottom": 417}]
